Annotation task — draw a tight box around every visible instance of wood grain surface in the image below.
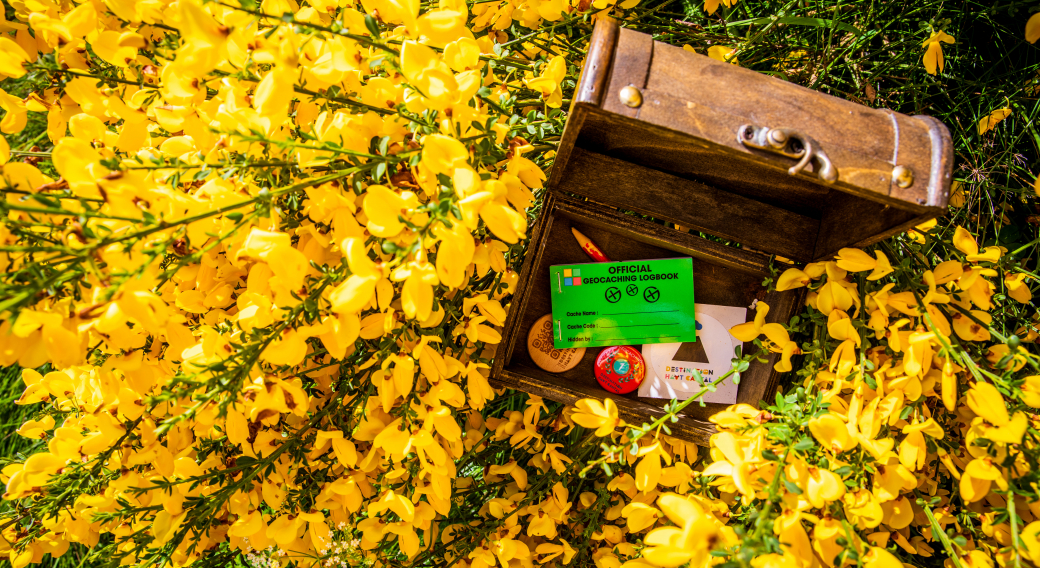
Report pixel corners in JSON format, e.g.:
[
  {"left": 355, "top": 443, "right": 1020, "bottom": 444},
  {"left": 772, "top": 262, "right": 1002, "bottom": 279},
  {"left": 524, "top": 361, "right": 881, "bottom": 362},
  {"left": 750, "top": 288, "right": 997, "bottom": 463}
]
[{"left": 558, "top": 19, "right": 953, "bottom": 262}]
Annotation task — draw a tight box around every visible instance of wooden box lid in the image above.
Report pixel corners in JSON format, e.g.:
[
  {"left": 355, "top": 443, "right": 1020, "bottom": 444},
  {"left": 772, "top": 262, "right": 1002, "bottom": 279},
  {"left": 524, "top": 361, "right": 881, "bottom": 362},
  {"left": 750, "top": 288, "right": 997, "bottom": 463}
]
[{"left": 551, "top": 19, "right": 954, "bottom": 262}]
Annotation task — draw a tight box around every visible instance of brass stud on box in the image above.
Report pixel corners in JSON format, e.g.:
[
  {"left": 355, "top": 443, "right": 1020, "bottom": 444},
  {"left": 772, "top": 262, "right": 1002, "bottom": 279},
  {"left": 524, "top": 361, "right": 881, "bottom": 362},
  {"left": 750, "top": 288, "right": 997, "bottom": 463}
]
[
  {"left": 893, "top": 165, "right": 914, "bottom": 188},
  {"left": 619, "top": 85, "right": 642, "bottom": 108}
]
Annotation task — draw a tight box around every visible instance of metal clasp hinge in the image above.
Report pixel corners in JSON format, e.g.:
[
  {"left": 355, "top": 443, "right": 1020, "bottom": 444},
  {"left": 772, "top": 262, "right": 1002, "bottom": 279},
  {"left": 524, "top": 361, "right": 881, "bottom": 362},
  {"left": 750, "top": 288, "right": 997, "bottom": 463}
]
[{"left": 737, "top": 125, "right": 838, "bottom": 184}]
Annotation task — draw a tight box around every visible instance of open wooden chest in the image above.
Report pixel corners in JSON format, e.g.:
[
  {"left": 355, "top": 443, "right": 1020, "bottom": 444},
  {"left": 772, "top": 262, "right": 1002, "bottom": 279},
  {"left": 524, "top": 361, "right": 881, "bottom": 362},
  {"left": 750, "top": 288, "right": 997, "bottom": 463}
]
[{"left": 490, "top": 18, "right": 954, "bottom": 445}]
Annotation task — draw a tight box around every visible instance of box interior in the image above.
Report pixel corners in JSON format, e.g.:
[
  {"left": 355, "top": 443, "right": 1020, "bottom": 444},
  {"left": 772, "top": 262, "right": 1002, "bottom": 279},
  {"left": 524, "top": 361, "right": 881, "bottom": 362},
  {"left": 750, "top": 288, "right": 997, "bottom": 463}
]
[{"left": 502, "top": 204, "right": 779, "bottom": 424}]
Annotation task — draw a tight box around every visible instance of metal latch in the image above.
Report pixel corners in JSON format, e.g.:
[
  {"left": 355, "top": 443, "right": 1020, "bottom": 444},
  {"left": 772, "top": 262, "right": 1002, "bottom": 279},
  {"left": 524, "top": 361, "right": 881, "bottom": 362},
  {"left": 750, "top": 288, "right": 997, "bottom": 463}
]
[{"left": 737, "top": 125, "right": 838, "bottom": 184}]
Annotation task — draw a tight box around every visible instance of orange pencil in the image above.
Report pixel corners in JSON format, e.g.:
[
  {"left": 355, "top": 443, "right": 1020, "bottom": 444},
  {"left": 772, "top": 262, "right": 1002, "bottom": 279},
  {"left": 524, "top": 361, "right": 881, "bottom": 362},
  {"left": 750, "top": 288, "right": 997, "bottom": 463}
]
[{"left": 571, "top": 228, "right": 611, "bottom": 262}]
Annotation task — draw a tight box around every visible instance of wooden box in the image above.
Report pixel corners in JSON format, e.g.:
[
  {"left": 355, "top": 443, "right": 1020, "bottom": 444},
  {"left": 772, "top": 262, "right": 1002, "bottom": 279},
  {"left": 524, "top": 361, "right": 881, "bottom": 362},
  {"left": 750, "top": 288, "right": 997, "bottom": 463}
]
[{"left": 490, "top": 19, "right": 953, "bottom": 445}]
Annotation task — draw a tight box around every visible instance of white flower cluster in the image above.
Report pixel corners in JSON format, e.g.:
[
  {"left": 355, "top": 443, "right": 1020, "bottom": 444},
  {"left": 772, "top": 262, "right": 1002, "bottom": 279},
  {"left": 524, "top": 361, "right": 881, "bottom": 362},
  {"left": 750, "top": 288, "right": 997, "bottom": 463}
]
[
  {"left": 242, "top": 525, "right": 369, "bottom": 568},
  {"left": 244, "top": 545, "right": 281, "bottom": 568}
]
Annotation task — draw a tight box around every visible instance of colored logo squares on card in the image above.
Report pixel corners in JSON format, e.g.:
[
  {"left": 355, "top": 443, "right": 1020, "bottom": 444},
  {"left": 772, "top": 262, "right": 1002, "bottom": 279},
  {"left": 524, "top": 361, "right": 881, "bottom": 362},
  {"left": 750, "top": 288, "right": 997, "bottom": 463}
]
[{"left": 563, "top": 269, "right": 583, "bottom": 287}]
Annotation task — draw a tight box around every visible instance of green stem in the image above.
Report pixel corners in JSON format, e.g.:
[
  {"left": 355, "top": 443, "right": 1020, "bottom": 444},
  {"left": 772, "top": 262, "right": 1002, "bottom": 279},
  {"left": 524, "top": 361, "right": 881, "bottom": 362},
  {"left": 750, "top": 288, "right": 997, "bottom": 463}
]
[
  {"left": 1009, "top": 488, "right": 1023, "bottom": 568},
  {"left": 917, "top": 492, "right": 965, "bottom": 568}
]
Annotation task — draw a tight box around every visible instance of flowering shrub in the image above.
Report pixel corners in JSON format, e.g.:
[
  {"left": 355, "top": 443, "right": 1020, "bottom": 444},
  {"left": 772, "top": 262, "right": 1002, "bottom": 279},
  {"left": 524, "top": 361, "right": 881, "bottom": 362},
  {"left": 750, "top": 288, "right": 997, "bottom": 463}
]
[{"left": 0, "top": 1, "right": 1037, "bottom": 568}]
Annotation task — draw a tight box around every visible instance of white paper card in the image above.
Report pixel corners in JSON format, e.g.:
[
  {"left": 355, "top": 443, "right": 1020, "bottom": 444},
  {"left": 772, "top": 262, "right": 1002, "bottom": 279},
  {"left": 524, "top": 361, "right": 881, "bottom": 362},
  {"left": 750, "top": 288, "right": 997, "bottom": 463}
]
[{"left": 638, "top": 303, "right": 748, "bottom": 404}]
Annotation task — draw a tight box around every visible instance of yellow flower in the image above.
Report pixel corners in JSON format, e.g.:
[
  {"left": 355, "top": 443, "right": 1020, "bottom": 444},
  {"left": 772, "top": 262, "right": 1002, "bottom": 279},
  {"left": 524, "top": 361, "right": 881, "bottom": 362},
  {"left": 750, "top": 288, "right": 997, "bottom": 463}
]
[
  {"left": 816, "top": 281, "right": 854, "bottom": 315},
  {"left": 803, "top": 466, "right": 846, "bottom": 508},
  {"left": 329, "top": 238, "right": 383, "bottom": 314},
  {"left": 443, "top": 37, "right": 482, "bottom": 72},
  {"left": 570, "top": 398, "right": 623, "bottom": 437},
  {"left": 834, "top": 248, "right": 875, "bottom": 272},
  {"left": 464, "top": 361, "right": 494, "bottom": 410},
  {"left": 536, "top": 540, "right": 577, "bottom": 565},
  {"left": 872, "top": 463, "right": 915, "bottom": 502},
  {"left": 703, "top": 0, "right": 738, "bottom": 15},
  {"left": 634, "top": 442, "right": 670, "bottom": 491},
  {"left": 959, "top": 458, "right": 1005, "bottom": 502},
  {"left": 843, "top": 489, "right": 883, "bottom": 529},
  {"left": 921, "top": 30, "right": 954, "bottom": 75},
  {"left": 811, "top": 517, "right": 846, "bottom": 566},
  {"left": 174, "top": 0, "right": 229, "bottom": 76},
  {"left": 261, "top": 329, "right": 308, "bottom": 367},
  {"left": 867, "top": 251, "right": 893, "bottom": 280},
  {"left": 776, "top": 268, "right": 811, "bottom": 291},
  {"left": 401, "top": 40, "right": 458, "bottom": 109},
  {"left": 730, "top": 301, "right": 769, "bottom": 341},
  {"left": 709, "top": 403, "right": 764, "bottom": 429},
  {"left": 524, "top": 56, "right": 567, "bottom": 108},
  {"left": 862, "top": 547, "right": 903, "bottom": 568},
  {"left": 421, "top": 133, "right": 470, "bottom": 176},
  {"left": 966, "top": 382, "right": 1010, "bottom": 426},
  {"left": 417, "top": 5, "right": 470, "bottom": 47},
  {"left": 1028, "top": 12, "right": 1040, "bottom": 43},
  {"left": 970, "top": 246, "right": 1003, "bottom": 263},
  {"left": 987, "top": 411, "right": 1028, "bottom": 444},
  {"left": 1022, "top": 520, "right": 1040, "bottom": 561},
  {"left": 0, "top": 37, "right": 29, "bottom": 79},
  {"left": 978, "top": 108, "right": 1012, "bottom": 135},
  {"left": 952, "top": 310, "right": 991, "bottom": 342},
  {"left": 953, "top": 226, "right": 979, "bottom": 256},
  {"left": 392, "top": 260, "right": 439, "bottom": 320},
  {"left": 1021, "top": 375, "right": 1040, "bottom": 408},
  {"left": 16, "top": 416, "right": 54, "bottom": 439},
  {"left": 641, "top": 494, "right": 719, "bottom": 567},
  {"left": 809, "top": 413, "right": 858, "bottom": 454},
  {"left": 750, "top": 554, "right": 799, "bottom": 568},
  {"left": 899, "top": 418, "right": 943, "bottom": 471},
  {"left": 827, "top": 312, "right": 860, "bottom": 345},
  {"left": 363, "top": 185, "right": 419, "bottom": 238},
  {"left": 702, "top": 431, "right": 771, "bottom": 501},
  {"left": 761, "top": 323, "right": 798, "bottom": 372},
  {"left": 707, "top": 45, "right": 739, "bottom": 64},
  {"left": 950, "top": 180, "right": 966, "bottom": 206},
  {"left": 621, "top": 502, "right": 661, "bottom": 533},
  {"left": 1005, "top": 272, "right": 1033, "bottom": 303}
]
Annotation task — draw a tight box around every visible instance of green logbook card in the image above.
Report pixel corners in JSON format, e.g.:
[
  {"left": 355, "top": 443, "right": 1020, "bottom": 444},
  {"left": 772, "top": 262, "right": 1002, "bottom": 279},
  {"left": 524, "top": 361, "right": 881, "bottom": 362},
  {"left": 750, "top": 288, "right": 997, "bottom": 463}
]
[{"left": 550, "top": 258, "right": 696, "bottom": 349}]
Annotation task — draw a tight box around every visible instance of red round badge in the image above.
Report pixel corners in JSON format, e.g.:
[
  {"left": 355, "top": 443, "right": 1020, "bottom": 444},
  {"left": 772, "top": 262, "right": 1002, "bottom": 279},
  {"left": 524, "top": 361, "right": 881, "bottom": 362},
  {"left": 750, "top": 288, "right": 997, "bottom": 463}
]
[{"left": 594, "top": 346, "right": 646, "bottom": 394}]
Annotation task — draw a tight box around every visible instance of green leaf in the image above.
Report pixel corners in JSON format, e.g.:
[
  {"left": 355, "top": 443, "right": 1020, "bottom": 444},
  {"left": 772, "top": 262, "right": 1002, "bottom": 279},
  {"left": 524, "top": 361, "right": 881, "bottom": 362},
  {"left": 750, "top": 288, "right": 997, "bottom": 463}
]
[
  {"left": 783, "top": 479, "right": 803, "bottom": 494},
  {"left": 792, "top": 437, "right": 815, "bottom": 452},
  {"left": 29, "top": 194, "right": 59, "bottom": 208},
  {"left": 727, "top": 16, "right": 863, "bottom": 36},
  {"left": 864, "top": 374, "right": 878, "bottom": 390},
  {"left": 364, "top": 14, "right": 381, "bottom": 38}
]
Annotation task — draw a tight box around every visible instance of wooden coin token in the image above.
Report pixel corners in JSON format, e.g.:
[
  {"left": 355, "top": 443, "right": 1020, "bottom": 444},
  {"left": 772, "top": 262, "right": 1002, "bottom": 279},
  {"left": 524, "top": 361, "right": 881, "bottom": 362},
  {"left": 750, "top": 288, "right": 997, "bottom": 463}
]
[{"left": 527, "top": 314, "right": 586, "bottom": 373}]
